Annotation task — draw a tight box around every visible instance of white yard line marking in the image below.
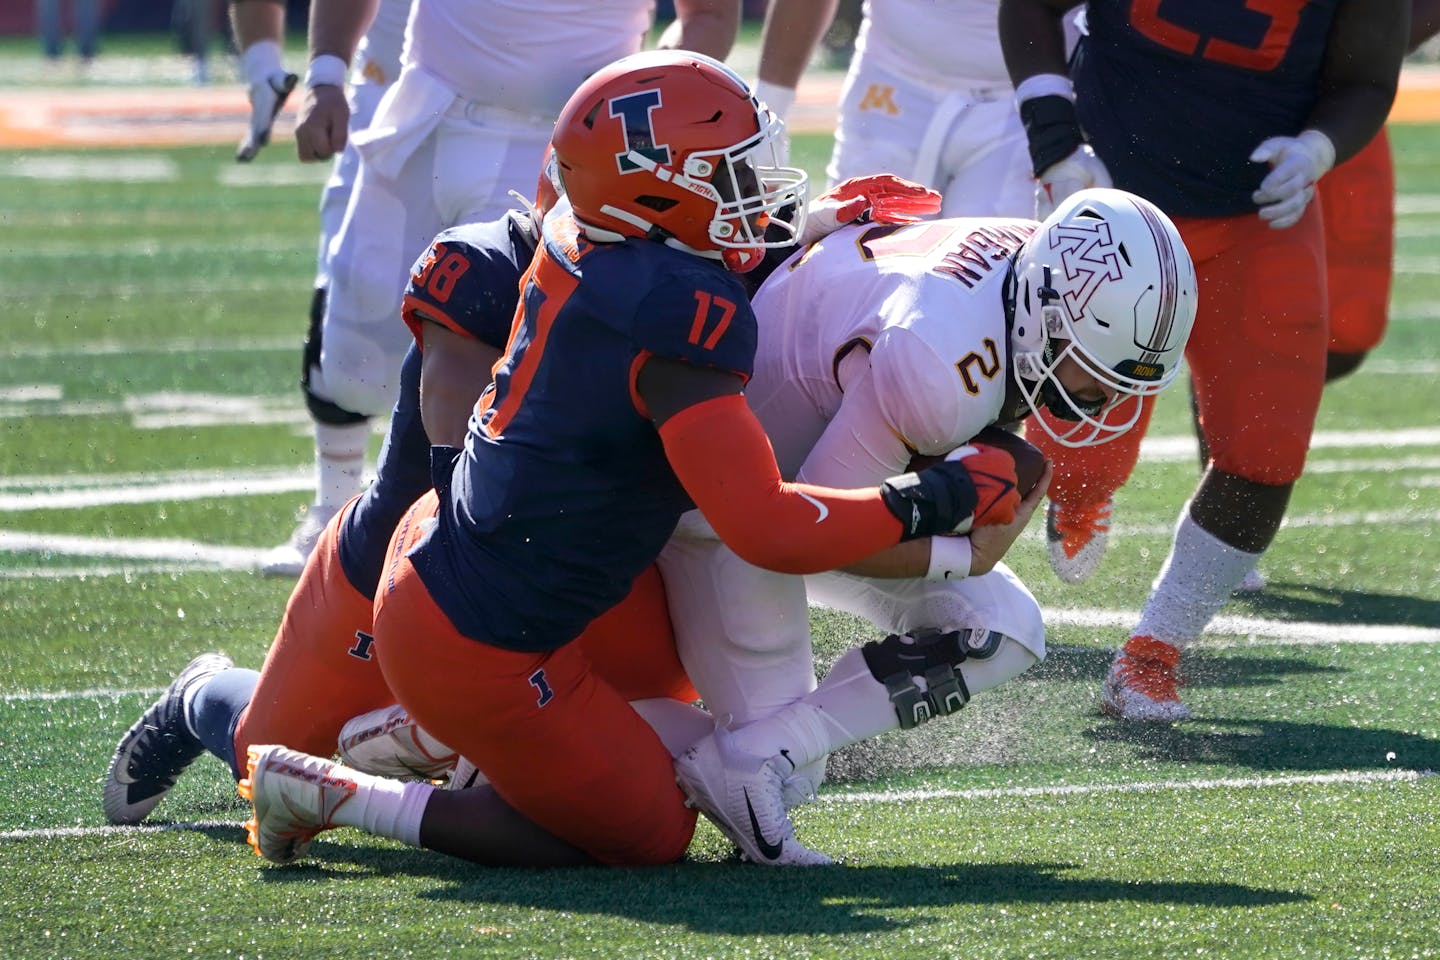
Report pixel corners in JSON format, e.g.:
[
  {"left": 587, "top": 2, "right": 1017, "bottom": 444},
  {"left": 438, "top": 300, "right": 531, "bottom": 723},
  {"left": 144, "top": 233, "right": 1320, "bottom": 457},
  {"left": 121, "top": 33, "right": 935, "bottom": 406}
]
[
  {"left": 821, "top": 769, "right": 1432, "bottom": 805},
  {"left": 1043, "top": 612, "right": 1440, "bottom": 646},
  {"left": 0, "top": 771, "right": 1428, "bottom": 841},
  {"left": 0, "top": 531, "right": 267, "bottom": 568},
  {"left": 2, "top": 687, "right": 163, "bottom": 704},
  {"left": 0, "top": 473, "right": 312, "bottom": 510}
]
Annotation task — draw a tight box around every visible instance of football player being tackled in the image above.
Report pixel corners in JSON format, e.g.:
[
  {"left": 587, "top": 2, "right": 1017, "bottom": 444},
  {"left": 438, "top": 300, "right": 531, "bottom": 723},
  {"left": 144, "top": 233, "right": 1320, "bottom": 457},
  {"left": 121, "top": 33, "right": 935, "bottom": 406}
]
[
  {"left": 105, "top": 52, "right": 1007, "bottom": 868},
  {"left": 105, "top": 54, "right": 1198, "bottom": 868}
]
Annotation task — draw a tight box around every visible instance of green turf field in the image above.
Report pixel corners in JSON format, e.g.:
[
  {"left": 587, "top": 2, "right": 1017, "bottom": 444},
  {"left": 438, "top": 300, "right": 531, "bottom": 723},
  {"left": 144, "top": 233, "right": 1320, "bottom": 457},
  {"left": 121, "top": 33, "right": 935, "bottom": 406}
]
[{"left": 1, "top": 110, "right": 1438, "bottom": 959}]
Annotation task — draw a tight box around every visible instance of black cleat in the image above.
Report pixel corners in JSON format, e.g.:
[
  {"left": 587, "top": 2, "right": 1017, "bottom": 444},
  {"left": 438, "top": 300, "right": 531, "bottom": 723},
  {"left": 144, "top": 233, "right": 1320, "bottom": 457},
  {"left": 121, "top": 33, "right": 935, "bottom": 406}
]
[{"left": 103, "top": 653, "right": 233, "bottom": 824}]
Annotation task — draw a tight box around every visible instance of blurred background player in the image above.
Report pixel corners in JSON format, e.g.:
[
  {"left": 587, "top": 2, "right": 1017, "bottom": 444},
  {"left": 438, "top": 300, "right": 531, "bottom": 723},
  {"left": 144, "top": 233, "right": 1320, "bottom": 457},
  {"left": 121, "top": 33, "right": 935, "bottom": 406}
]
[
  {"left": 36, "top": 0, "right": 100, "bottom": 67},
  {"left": 1000, "top": 0, "right": 1408, "bottom": 720},
  {"left": 754, "top": 0, "right": 1080, "bottom": 218},
  {"left": 260, "top": 0, "right": 744, "bottom": 576},
  {"left": 669, "top": 188, "right": 1197, "bottom": 862},
  {"left": 1197, "top": 3, "right": 1440, "bottom": 595},
  {"left": 231, "top": 0, "right": 298, "bottom": 162},
  {"left": 226, "top": 0, "right": 415, "bottom": 574}
]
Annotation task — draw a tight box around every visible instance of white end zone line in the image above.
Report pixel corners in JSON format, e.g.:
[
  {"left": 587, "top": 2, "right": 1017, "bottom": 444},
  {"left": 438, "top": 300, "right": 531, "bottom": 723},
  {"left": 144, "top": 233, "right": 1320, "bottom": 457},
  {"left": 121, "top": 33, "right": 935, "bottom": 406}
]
[{"left": 0, "top": 770, "right": 1430, "bottom": 841}]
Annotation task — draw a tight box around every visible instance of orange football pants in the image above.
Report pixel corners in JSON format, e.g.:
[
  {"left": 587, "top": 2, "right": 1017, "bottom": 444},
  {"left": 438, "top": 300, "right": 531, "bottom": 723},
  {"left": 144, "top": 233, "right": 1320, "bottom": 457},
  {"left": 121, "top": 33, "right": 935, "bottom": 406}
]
[
  {"left": 1032, "top": 201, "right": 1329, "bottom": 505},
  {"left": 1319, "top": 128, "right": 1394, "bottom": 355},
  {"left": 372, "top": 490, "right": 697, "bottom": 865},
  {"left": 234, "top": 493, "right": 696, "bottom": 775}
]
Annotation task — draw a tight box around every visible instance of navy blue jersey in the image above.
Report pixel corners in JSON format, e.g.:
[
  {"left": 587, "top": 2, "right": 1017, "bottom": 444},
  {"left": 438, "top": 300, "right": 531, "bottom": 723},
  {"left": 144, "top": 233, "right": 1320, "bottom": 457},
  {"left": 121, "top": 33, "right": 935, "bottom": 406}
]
[
  {"left": 1075, "top": 0, "right": 1341, "bottom": 217},
  {"left": 401, "top": 212, "right": 535, "bottom": 346},
  {"left": 337, "top": 214, "right": 535, "bottom": 598},
  {"left": 411, "top": 214, "right": 758, "bottom": 652}
]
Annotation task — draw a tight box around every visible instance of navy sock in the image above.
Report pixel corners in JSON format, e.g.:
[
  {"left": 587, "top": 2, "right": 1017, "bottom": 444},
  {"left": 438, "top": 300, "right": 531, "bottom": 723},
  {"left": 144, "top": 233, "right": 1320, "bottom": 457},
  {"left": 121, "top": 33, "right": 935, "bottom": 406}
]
[{"left": 188, "top": 668, "right": 260, "bottom": 780}]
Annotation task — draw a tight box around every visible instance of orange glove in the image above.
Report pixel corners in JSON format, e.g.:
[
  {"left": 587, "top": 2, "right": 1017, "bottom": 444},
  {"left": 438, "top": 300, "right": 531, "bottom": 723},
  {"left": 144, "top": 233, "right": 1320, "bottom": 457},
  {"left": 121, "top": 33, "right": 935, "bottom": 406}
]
[
  {"left": 942, "top": 443, "right": 1020, "bottom": 530},
  {"left": 798, "top": 174, "right": 943, "bottom": 245}
]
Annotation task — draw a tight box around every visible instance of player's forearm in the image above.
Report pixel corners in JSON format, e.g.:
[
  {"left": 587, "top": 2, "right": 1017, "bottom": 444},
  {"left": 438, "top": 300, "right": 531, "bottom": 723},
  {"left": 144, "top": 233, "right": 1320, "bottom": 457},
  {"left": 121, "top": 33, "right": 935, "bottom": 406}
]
[
  {"left": 306, "top": 0, "right": 379, "bottom": 64},
  {"left": 1309, "top": 0, "right": 1407, "bottom": 166},
  {"left": 998, "top": 0, "right": 1076, "bottom": 84},
  {"left": 418, "top": 322, "right": 501, "bottom": 449},
  {"left": 229, "top": 0, "right": 285, "bottom": 51},
  {"left": 657, "top": 0, "right": 741, "bottom": 62},
  {"left": 660, "top": 395, "right": 903, "bottom": 575},
  {"left": 1412, "top": 0, "right": 1440, "bottom": 50},
  {"left": 756, "top": 0, "right": 839, "bottom": 89}
]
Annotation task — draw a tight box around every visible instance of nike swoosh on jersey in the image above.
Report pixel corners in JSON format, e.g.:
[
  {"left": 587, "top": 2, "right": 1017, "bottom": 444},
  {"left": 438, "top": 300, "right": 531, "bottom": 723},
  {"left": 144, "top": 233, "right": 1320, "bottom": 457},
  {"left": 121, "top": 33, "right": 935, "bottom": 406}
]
[
  {"left": 797, "top": 490, "right": 830, "bottom": 524},
  {"left": 743, "top": 787, "right": 785, "bottom": 860}
]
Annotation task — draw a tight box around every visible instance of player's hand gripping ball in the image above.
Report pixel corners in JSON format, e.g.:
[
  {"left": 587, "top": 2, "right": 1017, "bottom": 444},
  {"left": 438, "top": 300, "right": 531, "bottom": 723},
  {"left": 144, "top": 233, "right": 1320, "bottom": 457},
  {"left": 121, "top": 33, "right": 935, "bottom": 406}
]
[{"left": 909, "top": 425, "right": 1048, "bottom": 499}]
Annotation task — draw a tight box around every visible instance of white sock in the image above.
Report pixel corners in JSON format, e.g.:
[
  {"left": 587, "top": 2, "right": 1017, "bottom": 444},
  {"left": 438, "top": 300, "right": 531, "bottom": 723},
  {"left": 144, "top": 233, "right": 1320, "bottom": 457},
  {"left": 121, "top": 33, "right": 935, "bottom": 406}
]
[
  {"left": 1134, "top": 505, "right": 1262, "bottom": 647},
  {"left": 240, "top": 40, "right": 285, "bottom": 87},
  {"left": 729, "top": 647, "right": 897, "bottom": 770},
  {"left": 332, "top": 770, "right": 431, "bottom": 847},
  {"left": 314, "top": 421, "right": 370, "bottom": 511}
]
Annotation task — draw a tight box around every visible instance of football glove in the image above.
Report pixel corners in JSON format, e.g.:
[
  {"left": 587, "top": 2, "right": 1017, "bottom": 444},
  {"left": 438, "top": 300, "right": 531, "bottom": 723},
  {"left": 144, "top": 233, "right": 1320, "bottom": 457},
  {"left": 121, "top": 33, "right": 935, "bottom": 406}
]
[
  {"left": 798, "top": 174, "right": 943, "bottom": 246},
  {"left": 1034, "top": 144, "right": 1113, "bottom": 220},
  {"left": 1250, "top": 130, "right": 1335, "bottom": 230},
  {"left": 236, "top": 71, "right": 299, "bottom": 163},
  {"left": 880, "top": 443, "right": 1019, "bottom": 540}
]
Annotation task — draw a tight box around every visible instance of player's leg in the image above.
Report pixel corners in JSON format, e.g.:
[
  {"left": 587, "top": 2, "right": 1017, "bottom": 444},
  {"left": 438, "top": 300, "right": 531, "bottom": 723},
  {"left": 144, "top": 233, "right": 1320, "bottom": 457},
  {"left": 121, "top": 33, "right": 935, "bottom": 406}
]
[
  {"left": 1027, "top": 394, "right": 1153, "bottom": 584},
  {"left": 105, "top": 498, "right": 382, "bottom": 823},
  {"left": 432, "top": 104, "right": 550, "bottom": 227},
  {"left": 247, "top": 492, "right": 697, "bottom": 867},
  {"left": 710, "top": 567, "right": 1044, "bottom": 802},
  {"left": 262, "top": 78, "right": 397, "bottom": 576},
  {"left": 1105, "top": 210, "right": 1327, "bottom": 721},
  {"left": 1318, "top": 129, "right": 1395, "bottom": 382},
  {"left": 935, "top": 95, "right": 1034, "bottom": 219},
  {"left": 826, "top": 54, "right": 928, "bottom": 190}
]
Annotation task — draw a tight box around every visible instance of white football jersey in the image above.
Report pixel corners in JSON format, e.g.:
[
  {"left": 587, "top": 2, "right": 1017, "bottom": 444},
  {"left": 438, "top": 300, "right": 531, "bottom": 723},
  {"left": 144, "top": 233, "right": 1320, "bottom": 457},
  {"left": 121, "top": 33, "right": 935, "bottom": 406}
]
[
  {"left": 747, "top": 217, "right": 1036, "bottom": 487},
  {"left": 859, "top": 0, "right": 1009, "bottom": 88},
  {"left": 405, "top": 0, "right": 653, "bottom": 117}
]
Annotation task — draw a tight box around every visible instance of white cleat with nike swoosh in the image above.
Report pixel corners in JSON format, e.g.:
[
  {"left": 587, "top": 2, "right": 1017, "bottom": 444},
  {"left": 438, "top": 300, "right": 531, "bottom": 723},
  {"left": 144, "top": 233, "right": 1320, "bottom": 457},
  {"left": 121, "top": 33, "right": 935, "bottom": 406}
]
[{"left": 673, "top": 726, "right": 833, "bottom": 866}]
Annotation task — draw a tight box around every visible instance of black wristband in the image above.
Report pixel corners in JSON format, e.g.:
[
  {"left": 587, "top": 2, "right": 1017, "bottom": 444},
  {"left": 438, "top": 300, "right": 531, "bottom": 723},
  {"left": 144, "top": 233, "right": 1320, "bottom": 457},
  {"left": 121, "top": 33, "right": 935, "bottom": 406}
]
[
  {"left": 1018, "top": 95, "right": 1084, "bottom": 178},
  {"left": 880, "top": 465, "right": 979, "bottom": 541}
]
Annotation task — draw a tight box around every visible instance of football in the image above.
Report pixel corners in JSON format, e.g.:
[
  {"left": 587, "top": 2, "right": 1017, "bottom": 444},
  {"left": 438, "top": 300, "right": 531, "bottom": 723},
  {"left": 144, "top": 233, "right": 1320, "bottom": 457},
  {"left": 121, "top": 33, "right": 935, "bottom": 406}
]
[{"left": 908, "top": 425, "right": 1048, "bottom": 496}]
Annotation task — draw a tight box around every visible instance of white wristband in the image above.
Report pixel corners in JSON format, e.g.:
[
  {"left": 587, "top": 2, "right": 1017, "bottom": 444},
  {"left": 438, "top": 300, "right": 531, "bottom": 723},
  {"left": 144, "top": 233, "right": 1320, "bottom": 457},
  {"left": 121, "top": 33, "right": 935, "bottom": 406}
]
[
  {"left": 1014, "top": 73, "right": 1075, "bottom": 105},
  {"left": 925, "top": 535, "right": 973, "bottom": 581},
  {"left": 754, "top": 80, "right": 797, "bottom": 122},
  {"left": 305, "top": 54, "right": 348, "bottom": 89}
]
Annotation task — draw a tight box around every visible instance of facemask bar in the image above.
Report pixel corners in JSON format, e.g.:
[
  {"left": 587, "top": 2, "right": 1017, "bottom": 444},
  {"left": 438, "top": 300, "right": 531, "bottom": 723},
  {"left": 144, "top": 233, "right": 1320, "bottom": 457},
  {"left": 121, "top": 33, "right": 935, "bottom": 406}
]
[
  {"left": 617, "top": 105, "right": 807, "bottom": 252},
  {"left": 1015, "top": 337, "right": 1145, "bottom": 447}
]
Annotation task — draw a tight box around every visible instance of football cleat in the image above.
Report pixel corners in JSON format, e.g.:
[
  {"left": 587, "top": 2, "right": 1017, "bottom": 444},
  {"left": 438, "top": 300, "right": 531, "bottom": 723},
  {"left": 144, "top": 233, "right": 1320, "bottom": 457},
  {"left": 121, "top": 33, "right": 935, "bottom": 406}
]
[
  {"left": 103, "top": 652, "right": 233, "bottom": 824},
  {"left": 1235, "top": 567, "right": 1267, "bottom": 595},
  {"left": 239, "top": 744, "right": 357, "bottom": 865},
  {"left": 337, "top": 704, "right": 459, "bottom": 781},
  {"left": 673, "top": 728, "right": 833, "bottom": 867},
  {"left": 1046, "top": 498, "right": 1112, "bottom": 584},
  {"left": 258, "top": 503, "right": 337, "bottom": 578},
  {"left": 1101, "top": 635, "right": 1191, "bottom": 722},
  {"left": 236, "top": 71, "right": 298, "bottom": 162}
]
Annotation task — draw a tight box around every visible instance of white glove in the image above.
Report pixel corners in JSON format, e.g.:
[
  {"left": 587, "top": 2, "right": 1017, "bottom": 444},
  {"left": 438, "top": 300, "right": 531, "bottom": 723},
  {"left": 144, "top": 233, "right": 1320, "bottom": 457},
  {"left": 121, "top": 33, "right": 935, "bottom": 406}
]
[
  {"left": 1250, "top": 130, "right": 1335, "bottom": 230},
  {"left": 236, "top": 71, "right": 299, "bottom": 163},
  {"left": 1035, "top": 144, "right": 1113, "bottom": 219}
]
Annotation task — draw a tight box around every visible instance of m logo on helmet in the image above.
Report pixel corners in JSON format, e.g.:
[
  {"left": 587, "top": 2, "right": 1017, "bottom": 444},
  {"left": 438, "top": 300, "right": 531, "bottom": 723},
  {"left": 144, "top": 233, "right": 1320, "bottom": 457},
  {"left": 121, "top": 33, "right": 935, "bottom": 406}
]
[
  {"left": 1048, "top": 219, "right": 1126, "bottom": 324},
  {"left": 609, "top": 90, "right": 671, "bottom": 173}
]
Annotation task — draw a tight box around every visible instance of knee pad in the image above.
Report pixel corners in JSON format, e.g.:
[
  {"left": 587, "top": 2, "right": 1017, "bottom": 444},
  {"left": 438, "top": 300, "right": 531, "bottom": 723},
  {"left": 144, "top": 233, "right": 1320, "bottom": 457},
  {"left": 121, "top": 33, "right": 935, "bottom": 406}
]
[
  {"left": 301, "top": 287, "right": 368, "bottom": 426},
  {"left": 861, "top": 627, "right": 1040, "bottom": 730}
]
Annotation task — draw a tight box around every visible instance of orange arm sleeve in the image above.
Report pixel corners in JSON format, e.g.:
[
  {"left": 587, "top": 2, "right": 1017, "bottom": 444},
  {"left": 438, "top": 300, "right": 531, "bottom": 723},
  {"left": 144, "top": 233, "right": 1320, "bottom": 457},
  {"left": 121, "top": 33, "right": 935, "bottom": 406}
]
[{"left": 658, "top": 394, "right": 903, "bottom": 574}]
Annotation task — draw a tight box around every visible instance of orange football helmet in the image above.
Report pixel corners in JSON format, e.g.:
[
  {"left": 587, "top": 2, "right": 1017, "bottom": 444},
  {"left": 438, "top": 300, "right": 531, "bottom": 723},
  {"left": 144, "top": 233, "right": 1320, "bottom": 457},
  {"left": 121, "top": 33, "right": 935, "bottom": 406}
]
[{"left": 550, "top": 50, "right": 807, "bottom": 272}]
